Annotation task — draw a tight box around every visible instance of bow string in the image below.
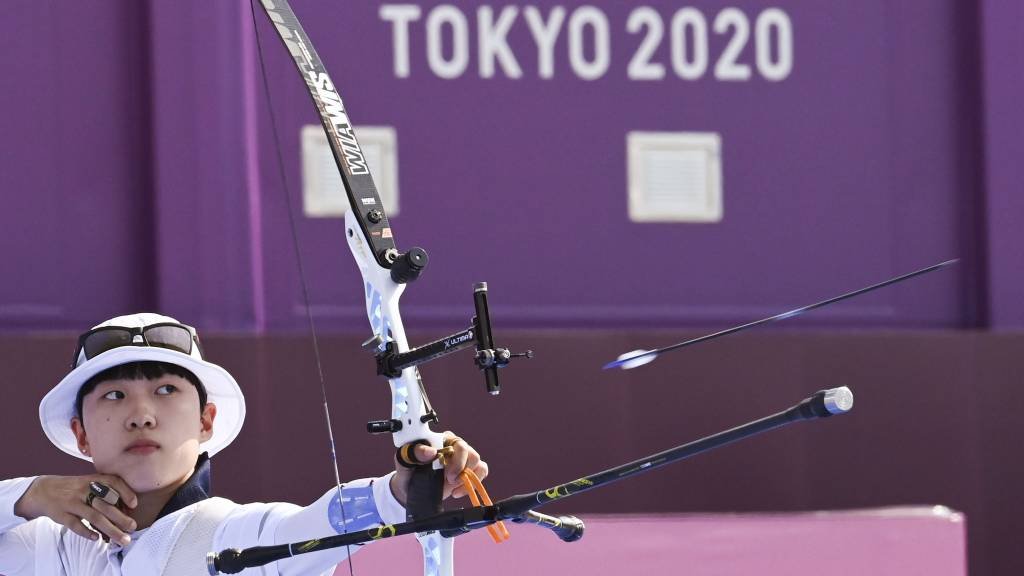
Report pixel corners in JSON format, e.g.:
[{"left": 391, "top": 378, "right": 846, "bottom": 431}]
[{"left": 248, "top": 1, "right": 457, "bottom": 575}]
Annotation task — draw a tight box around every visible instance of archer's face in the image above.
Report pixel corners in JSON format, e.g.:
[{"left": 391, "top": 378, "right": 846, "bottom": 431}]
[{"left": 71, "top": 375, "right": 216, "bottom": 493}]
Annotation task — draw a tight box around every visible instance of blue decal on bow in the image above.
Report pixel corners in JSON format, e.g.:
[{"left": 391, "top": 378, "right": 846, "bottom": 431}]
[
  {"left": 365, "top": 282, "right": 392, "bottom": 342},
  {"left": 366, "top": 282, "right": 382, "bottom": 336},
  {"left": 422, "top": 536, "right": 442, "bottom": 576},
  {"left": 329, "top": 484, "right": 383, "bottom": 534}
]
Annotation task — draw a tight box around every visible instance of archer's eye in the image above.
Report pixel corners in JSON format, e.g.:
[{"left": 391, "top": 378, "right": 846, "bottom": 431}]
[
  {"left": 103, "top": 390, "right": 125, "bottom": 400},
  {"left": 156, "top": 384, "right": 178, "bottom": 395}
]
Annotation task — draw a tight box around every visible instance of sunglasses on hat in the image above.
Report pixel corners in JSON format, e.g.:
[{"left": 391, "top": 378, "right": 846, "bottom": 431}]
[{"left": 71, "top": 323, "right": 204, "bottom": 369}]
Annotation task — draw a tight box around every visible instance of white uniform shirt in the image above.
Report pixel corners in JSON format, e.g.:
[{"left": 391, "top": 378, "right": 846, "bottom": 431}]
[{"left": 0, "top": 471, "right": 406, "bottom": 576}]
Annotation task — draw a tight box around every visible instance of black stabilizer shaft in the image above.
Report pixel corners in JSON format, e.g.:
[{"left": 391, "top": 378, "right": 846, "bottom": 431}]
[
  {"left": 208, "top": 506, "right": 498, "bottom": 574},
  {"left": 496, "top": 387, "right": 855, "bottom": 519},
  {"left": 209, "top": 544, "right": 292, "bottom": 575},
  {"left": 208, "top": 387, "right": 853, "bottom": 573}
]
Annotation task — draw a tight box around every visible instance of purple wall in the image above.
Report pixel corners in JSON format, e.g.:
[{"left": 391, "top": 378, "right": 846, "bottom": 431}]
[
  {"left": 239, "top": 0, "right": 977, "bottom": 331},
  {"left": 1, "top": 2, "right": 1023, "bottom": 574},
  {"left": 980, "top": 1, "right": 1024, "bottom": 329},
  {"left": 3, "top": 0, "right": 1011, "bottom": 332},
  {"left": 0, "top": 1, "right": 156, "bottom": 329}
]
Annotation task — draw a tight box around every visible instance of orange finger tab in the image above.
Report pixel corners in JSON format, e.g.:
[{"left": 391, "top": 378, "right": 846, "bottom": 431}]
[{"left": 459, "top": 469, "right": 510, "bottom": 543}]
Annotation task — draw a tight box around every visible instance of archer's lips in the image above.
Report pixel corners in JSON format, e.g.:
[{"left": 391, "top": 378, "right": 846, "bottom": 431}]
[{"left": 124, "top": 440, "right": 161, "bottom": 455}]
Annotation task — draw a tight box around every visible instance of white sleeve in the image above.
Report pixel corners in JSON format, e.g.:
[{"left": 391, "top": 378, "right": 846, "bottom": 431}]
[
  {"left": 0, "top": 476, "right": 55, "bottom": 575},
  {"left": 0, "top": 477, "right": 35, "bottom": 533},
  {"left": 215, "top": 472, "right": 407, "bottom": 576}
]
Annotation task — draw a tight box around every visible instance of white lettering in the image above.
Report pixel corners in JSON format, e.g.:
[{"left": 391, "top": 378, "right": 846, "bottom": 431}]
[
  {"left": 713, "top": 8, "right": 752, "bottom": 81},
  {"left": 427, "top": 5, "right": 470, "bottom": 79},
  {"left": 755, "top": 8, "right": 793, "bottom": 81},
  {"left": 478, "top": 6, "right": 522, "bottom": 79},
  {"left": 670, "top": 8, "right": 708, "bottom": 80},
  {"left": 523, "top": 6, "right": 565, "bottom": 79},
  {"left": 626, "top": 7, "right": 665, "bottom": 81},
  {"left": 374, "top": 4, "right": 792, "bottom": 82},
  {"left": 379, "top": 4, "right": 422, "bottom": 78},
  {"left": 568, "top": 6, "right": 610, "bottom": 81},
  {"left": 313, "top": 73, "right": 369, "bottom": 175}
]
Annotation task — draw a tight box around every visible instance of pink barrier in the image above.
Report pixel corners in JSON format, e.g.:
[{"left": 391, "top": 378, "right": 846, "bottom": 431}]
[{"left": 335, "top": 507, "right": 966, "bottom": 575}]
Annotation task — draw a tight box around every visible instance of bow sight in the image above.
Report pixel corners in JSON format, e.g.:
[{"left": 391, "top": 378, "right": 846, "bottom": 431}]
[{"left": 366, "top": 279, "right": 533, "bottom": 435}]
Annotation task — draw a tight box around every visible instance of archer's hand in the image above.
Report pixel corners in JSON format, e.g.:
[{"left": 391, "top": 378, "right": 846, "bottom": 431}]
[
  {"left": 391, "top": 431, "right": 489, "bottom": 506},
  {"left": 14, "top": 474, "right": 138, "bottom": 545}
]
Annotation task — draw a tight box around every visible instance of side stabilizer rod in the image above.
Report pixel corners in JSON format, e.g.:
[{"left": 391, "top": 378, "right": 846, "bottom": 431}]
[
  {"left": 207, "top": 387, "right": 853, "bottom": 574},
  {"left": 495, "top": 386, "right": 854, "bottom": 517}
]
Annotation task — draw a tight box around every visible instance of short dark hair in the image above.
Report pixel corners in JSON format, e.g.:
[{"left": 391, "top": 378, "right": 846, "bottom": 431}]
[{"left": 75, "top": 361, "right": 208, "bottom": 422}]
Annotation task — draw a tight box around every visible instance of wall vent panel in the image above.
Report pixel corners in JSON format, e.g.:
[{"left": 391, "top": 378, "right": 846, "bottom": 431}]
[
  {"left": 301, "top": 125, "right": 399, "bottom": 217},
  {"left": 627, "top": 131, "right": 722, "bottom": 223}
]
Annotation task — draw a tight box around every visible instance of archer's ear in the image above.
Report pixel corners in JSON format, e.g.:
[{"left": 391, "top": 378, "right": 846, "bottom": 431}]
[
  {"left": 70, "top": 417, "right": 91, "bottom": 457},
  {"left": 199, "top": 402, "right": 217, "bottom": 443}
]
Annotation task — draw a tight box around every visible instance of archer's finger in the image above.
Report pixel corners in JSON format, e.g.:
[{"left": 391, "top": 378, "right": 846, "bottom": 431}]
[
  {"left": 412, "top": 443, "right": 438, "bottom": 464},
  {"left": 60, "top": 514, "right": 100, "bottom": 541},
  {"left": 443, "top": 440, "right": 478, "bottom": 484},
  {"left": 447, "top": 469, "right": 475, "bottom": 499},
  {"left": 78, "top": 504, "right": 131, "bottom": 546},
  {"left": 463, "top": 449, "right": 482, "bottom": 471},
  {"left": 471, "top": 459, "right": 489, "bottom": 482},
  {"left": 91, "top": 498, "right": 137, "bottom": 534}
]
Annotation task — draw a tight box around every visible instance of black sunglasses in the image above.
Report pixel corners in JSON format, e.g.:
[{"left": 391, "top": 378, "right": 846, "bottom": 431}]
[{"left": 71, "top": 323, "right": 203, "bottom": 369}]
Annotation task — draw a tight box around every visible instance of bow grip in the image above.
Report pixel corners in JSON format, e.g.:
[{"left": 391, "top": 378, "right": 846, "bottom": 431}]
[
  {"left": 407, "top": 465, "right": 445, "bottom": 521},
  {"left": 396, "top": 440, "right": 445, "bottom": 520}
]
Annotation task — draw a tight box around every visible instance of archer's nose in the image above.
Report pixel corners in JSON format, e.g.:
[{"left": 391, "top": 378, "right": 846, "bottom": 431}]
[{"left": 126, "top": 406, "right": 156, "bottom": 429}]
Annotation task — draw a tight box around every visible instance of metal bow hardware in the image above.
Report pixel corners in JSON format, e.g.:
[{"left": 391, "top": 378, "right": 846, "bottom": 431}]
[
  {"left": 208, "top": 2, "right": 528, "bottom": 575},
  {"left": 205, "top": 2, "right": 953, "bottom": 574}
]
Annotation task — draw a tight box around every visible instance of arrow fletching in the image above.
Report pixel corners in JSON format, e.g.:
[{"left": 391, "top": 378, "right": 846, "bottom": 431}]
[{"left": 604, "top": 349, "right": 657, "bottom": 370}]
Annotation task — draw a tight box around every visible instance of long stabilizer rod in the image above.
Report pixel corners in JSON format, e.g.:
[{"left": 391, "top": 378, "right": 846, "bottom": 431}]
[
  {"left": 208, "top": 387, "right": 853, "bottom": 574},
  {"left": 604, "top": 259, "right": 959, "bottom": 370},
  {"left": 494, "top": 386, "right": 853, "bottom": 518}
]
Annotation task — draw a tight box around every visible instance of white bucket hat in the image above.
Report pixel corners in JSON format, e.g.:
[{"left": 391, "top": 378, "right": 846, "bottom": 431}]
[{"left": 39, "top": 313, "right": 246, "bottom": 461}]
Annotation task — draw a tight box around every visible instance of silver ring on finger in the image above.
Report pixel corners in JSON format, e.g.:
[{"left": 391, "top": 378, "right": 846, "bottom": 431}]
[{"left": 87, "top": 481, "right": 121, "bottom": 507}]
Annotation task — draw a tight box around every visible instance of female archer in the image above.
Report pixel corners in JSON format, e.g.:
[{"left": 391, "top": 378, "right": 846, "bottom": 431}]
[{"left": 0, "top": 312, "right": 486, "bottom": 575}]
